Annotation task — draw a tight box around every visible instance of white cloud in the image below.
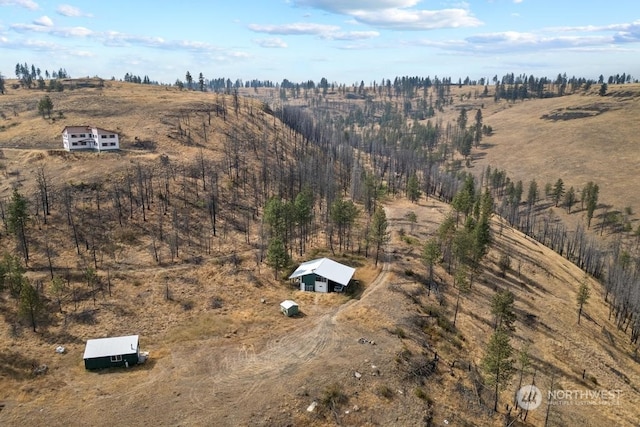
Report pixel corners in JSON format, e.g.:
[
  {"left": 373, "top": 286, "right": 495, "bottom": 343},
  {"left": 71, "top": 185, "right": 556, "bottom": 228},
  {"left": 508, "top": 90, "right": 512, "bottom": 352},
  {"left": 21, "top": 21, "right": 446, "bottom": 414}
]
[
  {"left": 294, "top": 0, "right": 420, "bottom": 14},
  {"left": 11, "top": 23, "right": 93, "bottom": 37},
  {"left": 56, "top": 4, "right": 92, "bottom": 17},
  {"left": 0, "top": 0, "right": 38, "bottom": 10},
  {"left": 33, "top": 15, "right": 53, "bottom": 27},
  {"left": 321, "top": 30, "right": 379, "bottom": 40},
  {"left": 351, "top": 8, "right": 482, "bottom": 30},
  {"left": 254, "top": 37, "right": 288, "bottom": 48},
  {"left": 248, "top": 22, "right": 340, "bottom": 35},
  {"left": 293, "top": 0, "right": 482, "bottom": 30}
]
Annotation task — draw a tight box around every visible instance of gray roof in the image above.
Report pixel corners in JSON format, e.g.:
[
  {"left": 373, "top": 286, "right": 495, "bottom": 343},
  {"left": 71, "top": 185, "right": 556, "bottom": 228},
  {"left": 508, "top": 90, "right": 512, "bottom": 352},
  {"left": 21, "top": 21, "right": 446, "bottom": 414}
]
[
  {"left": 83, "top": 335, "right": 139, "bottom": 359},
  {"left": 288, "top": 257, "right": 355, "bottom": 286}
]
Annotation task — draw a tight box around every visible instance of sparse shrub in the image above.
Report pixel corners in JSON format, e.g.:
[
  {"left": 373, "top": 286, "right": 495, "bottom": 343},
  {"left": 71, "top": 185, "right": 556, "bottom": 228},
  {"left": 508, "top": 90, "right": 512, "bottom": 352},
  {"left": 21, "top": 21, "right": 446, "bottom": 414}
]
[
  {"left": 405, "top": 268, "right": 414, "bottom": 277},
  {"left": 181, "top": 300, "right": 194, "bottom": 311},
  {"left": 395, "top": 345, "right": 411, "bottom": 364},
  {"left": 414, "top": 387, "right": 427, "bottom": 400},
  {"left": 437, "top": 315, "right": 455, "bottom": 334},
  {"left": 498, "top": 253, "right": 511, "bottom": 277},
  {"left": 376, "top": 384, "right": 394, "bottom": 400},
  {"left": 590, "top": 375, "right": 598, "bottom": 385},
  {"left": 321, "top": 383, "right": 348, "bottom": 409},
  {"left": 210, "top": 296, "right": 223, "bottom": 309},
  {"left": 394, "top": 327, "right": 407, "bottom": 339}
]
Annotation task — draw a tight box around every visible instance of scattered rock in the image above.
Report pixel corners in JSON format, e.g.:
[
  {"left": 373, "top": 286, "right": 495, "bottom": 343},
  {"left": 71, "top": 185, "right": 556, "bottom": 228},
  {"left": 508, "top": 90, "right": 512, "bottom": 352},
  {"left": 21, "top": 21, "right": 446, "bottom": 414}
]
[
  {"left": 55, "top": 346, "right": 65, "bottom": 354},
  {"left": 354, "top": 371, "right": 362, "bottom": 379},
  {"left": 306, "top": 401, "right": 317, "bottom": 412},
  {"left": 352, "top": 405, "right": 360, "bottom": 412},
  {"left": 260, "top": 298, "right": 266, "bottom": 304}
]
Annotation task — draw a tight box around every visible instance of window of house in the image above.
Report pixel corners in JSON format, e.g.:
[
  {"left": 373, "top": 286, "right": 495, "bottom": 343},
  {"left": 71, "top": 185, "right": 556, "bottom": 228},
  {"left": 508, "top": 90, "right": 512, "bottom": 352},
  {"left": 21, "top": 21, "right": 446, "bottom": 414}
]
[
  {"left": 71, "top": 142, "right": 78, "bottom": 146},
  {"left": 79, "top": 134, "right": 85, "bottom": 137},
  {"left": 81, "top": 141, "right": 87, "bottom": 146},
  {"left": 109, "top": 135, "right": 115, "bottom": 138},
  {"left": 102, "top": 143, "right": 108, "bottom": 147},
  {"left": 101, "top": 135, "right": 107, "bottom": 138},
  {"left": 110, "top": 355, "right": 123, "bottom": 362},
  {"left": 316, "top": 276, "right": 327, "bottom": 282},
  {"left": 71, "top": 134, "right": 77, "bottom": 138},
  {"left": 110, "top": 142, "right": 116, "bottom": 146}
]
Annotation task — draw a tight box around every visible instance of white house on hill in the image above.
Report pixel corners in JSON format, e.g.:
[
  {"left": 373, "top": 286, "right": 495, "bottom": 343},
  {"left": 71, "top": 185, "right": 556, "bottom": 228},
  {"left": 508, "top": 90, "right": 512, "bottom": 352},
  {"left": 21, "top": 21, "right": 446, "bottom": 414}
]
[
  {"left": 289, "top": 257, "right": 355, "bottom": 293},
  {"left": 62, "top": 126, "right": 120, "bottom": 151}
]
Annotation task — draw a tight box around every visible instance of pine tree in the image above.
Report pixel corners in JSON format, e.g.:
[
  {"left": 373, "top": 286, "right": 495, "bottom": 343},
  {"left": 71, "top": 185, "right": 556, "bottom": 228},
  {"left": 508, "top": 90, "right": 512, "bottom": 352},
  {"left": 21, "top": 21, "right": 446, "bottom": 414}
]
[
  {"left": 552, "top": 178, "right": 564, "bottom": 207},
  {"left": 482, "top": 327, "right": 515, "bottom": 412},
  {"left": 266, "top": 237, "right": 289, "bottom": 279},
  {"left": 369, "top": 205, "right": 389, "bottom": 266},
  {"left": 19, "top": 282, "right": 43, "bottom": 332},
  {"left": 37, "top": 95, "right": 54, "bottom": 118},
  {"left": 422, "top": 238, "right": 440, "bottom": 294},
  {"left": 491, "top": 289, "right": 516, "bottom": 331},
  {"left": 406, "top": 172, "right": 421, "bottom": 203},
  {"left": 576, "top": 278, "right": 591, "bottom": 324},
  {"left": 583, "top": 181, "right": 599, "bottom": 228},
  {"left": 7, "top": 189, "right": 30, "bottom": 264}
]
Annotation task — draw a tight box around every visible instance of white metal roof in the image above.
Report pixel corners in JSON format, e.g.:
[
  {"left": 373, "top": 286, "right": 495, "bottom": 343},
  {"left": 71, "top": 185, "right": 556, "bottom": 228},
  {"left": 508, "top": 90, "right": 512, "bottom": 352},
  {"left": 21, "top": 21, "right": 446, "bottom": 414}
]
[
  {"left": 280, "top": 300, "right": 298, "bottom": 309},
  {"left": 83, "top": 335, "right": 139, "bottom": 359},
  {"left": 288, "top": 257, "right": 355, "bottom": 286}
]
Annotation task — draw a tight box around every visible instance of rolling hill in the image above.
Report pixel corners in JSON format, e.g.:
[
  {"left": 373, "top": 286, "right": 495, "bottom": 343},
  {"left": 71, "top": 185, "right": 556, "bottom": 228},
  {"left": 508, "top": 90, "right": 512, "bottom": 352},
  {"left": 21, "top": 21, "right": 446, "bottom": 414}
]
[{"left": 0, "top": 80, "right": 639, "bottom": 426}]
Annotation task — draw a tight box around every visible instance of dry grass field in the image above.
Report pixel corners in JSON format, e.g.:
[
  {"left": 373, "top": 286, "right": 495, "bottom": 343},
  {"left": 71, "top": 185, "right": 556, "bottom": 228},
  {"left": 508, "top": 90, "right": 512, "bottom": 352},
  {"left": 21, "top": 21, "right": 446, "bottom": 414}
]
[{"left": 0, "top": 81, "right": 639, "bottom": 426}]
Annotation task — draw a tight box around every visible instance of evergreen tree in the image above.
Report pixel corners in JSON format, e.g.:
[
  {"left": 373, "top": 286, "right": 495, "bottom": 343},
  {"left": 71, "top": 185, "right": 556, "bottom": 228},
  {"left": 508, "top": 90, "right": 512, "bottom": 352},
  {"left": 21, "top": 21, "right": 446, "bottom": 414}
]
[
  {"left": 552, "top": 178, "right": 565, "bottom": 207},
  {"left": 563, "top": 186, "right": 576, "bottom": 213},
  {"left": 406, "top": 172, "right": 421, "bottom": 203},
  {"left": 369, "top": 205, "right": 389, "bottom": 266},
  {"left": 422, "top": 238, "right": 440, "bottom": 293},
  {"left": 37, "top": 95, "right": 54, "bottom": 118},
  {"left": 482, "top": 327, "right": 515, "bottom": 412},
  {"left": 266, "top": 237, "right": 289, "bottom": 279},
  {"left": 0, "top": 253, "right": 27, "bottom": 298},
  {"left": 198, "top": 72, "right": 205, "bottom": 92},
  {"left": 576, "top": 278, "right": 591, "bottom": 324},
  {"left": 0, "top": 73, "right": 5, "bottom": 95},
  {"left": 599, "top": 83, "right": 608, "bottom": 96},
  {"left": 185, "top": 71, "right": 193, "bottom": 89},
  {"left": 491, "top": 289, "right": 516, "bottom": 331},
  {"left": 19, "top": 282, "right": 43, "bottom": 332},
  {"left": 7, "top": 189, "right": 30, "bottom": 264},
  {"left": 583, "top": 181, "right": 599, "bottom": 228}
]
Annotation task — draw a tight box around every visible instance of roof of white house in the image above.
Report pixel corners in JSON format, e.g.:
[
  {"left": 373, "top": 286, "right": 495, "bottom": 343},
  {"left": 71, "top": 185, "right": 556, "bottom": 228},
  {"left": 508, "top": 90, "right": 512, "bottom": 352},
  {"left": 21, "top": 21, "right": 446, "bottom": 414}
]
[
  {"left": 288, "top": 257, "right": 355, "bottom": 286},
  {"left": 83, "top": 335, "right": 139, "bottom": 359},
  {"left": 61, "top": 125, "right": 119, "bottom": 135},
  {"left": 280, "top": 300, "right": 298, "bottom": 309}
]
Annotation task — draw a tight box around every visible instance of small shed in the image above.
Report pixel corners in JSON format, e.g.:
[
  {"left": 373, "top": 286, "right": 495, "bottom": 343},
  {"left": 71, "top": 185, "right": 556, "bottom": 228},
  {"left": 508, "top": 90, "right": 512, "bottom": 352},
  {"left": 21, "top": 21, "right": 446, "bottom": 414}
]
[
  {"left": 83, "top": 335, "right": 140, "bottom": 370},
  {"left": 289, "top": 257, "right": 355, "bottom": 293},
  {"left": 280, "top": 300, "right": 299, "bottom": 317}
]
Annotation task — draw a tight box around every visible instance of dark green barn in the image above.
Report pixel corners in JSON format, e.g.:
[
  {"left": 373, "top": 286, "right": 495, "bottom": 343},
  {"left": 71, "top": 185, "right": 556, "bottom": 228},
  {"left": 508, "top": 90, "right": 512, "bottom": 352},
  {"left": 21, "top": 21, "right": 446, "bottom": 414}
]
[{"left": 83, "top": 335, "right": 140, "bottom": 370}]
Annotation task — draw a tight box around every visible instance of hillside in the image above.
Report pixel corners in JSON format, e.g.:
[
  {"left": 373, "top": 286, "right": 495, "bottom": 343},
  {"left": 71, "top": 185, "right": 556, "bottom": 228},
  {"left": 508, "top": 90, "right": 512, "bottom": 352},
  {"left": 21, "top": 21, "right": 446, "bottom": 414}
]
[{"left": 0, "top": 81, "right": 639, "bottom": 426}]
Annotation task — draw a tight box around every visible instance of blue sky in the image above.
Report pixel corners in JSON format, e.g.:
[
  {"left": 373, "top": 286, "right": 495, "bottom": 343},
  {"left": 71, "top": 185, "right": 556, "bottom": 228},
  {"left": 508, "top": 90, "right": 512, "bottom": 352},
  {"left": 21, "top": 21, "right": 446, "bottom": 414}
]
[{"left": 1, "top": 0, "right": 639, "bottom": 85}]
